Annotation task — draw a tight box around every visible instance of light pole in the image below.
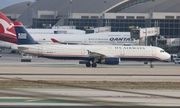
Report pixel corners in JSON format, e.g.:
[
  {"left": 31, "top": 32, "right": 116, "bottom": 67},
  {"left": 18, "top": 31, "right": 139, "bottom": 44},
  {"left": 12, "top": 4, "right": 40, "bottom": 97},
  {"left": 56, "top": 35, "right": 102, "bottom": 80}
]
[
  {"left": 69, "top": 0, "right": 73, "bottom": 26},
  {"left": 69, "top": 0, "right": 73, "bottom": 18},
  {"left": 104, "top": 0, "right": 107, "bottom": 12},
  {"left": 152, "top": 0, "right": 155, "bottom": 13},
  {"left": 27, "top": 2, "right": 30, "bottom": 27},
  {"left": 35, "top": 0, "right": 39, "bottom": 28},
  {"left": 104, "top": 0, "right": 107, "bottom": 26}
]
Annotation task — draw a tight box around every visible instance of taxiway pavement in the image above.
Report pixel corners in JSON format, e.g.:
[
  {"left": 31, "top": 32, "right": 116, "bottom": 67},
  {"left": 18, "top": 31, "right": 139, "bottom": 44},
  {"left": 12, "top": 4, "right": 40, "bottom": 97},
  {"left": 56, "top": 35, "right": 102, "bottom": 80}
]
[{"left": 0, "top": 50, "right": 180, "bottom": 107}]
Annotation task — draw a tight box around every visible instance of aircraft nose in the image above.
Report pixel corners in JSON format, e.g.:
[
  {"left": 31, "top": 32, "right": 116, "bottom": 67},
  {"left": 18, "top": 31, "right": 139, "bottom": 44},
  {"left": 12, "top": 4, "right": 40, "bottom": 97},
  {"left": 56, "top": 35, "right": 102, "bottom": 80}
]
[{"left": 166, "top": 53, "right": 171, "bottom": 60}]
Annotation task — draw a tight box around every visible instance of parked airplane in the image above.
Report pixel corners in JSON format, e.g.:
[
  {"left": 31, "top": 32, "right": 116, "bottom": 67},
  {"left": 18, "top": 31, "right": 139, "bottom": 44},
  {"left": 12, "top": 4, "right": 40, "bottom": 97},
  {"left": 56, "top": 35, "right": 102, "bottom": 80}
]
[
  {"left": 26, "top": 28, "right": 85, "bottom": 34},
  {"left": 28, "top": 32, "right": 139, "bottom": 45},
  {"left": 12, "top": 22, "right": 170, "bottom": 68},
  {"left": 0, "top": 11, "right": 139, "bottom": 51}
]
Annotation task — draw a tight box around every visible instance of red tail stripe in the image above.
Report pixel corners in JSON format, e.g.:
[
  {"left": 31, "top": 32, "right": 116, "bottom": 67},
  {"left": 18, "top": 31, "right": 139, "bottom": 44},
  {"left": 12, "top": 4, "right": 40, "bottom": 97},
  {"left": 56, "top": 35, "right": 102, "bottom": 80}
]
[
  {"left": 13, "top": 22, "right": 23, "bottom": 26},
  {"left": 51, "top": 38, "right": 59, "bottom": 43}
]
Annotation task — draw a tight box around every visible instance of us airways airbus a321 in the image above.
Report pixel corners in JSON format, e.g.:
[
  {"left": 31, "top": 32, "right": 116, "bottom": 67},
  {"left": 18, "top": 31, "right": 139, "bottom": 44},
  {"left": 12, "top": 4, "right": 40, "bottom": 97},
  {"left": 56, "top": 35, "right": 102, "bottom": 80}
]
[{"left": 12, "top": 22, "right": 170, "bottom": 68}]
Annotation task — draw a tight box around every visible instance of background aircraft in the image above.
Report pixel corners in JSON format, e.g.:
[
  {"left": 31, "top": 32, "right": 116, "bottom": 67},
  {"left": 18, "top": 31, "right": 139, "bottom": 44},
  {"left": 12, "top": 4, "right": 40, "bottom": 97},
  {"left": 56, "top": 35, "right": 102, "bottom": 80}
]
[
  {"left": 0, "top": 12, "right": 140, "bottom": 51},
  {"left": 26, "top": 28, "right": 85, "bottom": 34}
]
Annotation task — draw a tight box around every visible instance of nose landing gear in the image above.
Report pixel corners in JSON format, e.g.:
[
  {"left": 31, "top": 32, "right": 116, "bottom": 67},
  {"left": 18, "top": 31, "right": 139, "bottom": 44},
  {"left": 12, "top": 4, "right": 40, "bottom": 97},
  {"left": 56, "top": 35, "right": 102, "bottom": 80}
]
[{"left": 150, "top": 62, "right": 154, "bottom": 68}]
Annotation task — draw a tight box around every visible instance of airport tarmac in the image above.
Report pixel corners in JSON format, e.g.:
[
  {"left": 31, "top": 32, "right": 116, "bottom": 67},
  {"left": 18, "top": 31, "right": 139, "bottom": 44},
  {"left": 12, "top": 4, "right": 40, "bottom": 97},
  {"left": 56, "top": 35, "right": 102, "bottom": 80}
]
[
  {"left": 0, "top": 89, "right": 180, "bottom": 106},
  {"left": 0, "top": 50, "right": 179, "bottom": 82},
  {"left": 0, "top": 50, "right": 180, "bottom": 107}
]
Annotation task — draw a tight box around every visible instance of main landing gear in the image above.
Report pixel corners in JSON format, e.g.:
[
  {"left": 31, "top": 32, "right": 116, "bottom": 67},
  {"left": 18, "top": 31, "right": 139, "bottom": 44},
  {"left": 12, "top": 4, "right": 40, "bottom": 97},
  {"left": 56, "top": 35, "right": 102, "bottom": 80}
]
[
  {"left": 144, "top": 61, "right": 154, "bottom": 68},
  {"left": 150, "top": 62, "right": 154, "bottom": 68},
  {"left": 86, "top": 62, "right": 97, "bottom": 68}
]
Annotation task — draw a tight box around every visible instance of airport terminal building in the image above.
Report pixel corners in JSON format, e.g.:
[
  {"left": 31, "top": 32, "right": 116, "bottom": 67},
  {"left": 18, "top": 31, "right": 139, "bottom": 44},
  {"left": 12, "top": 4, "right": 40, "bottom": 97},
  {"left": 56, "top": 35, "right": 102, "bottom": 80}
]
[{"left": 1, "top": 0, "right": 180, "bottom": 53}]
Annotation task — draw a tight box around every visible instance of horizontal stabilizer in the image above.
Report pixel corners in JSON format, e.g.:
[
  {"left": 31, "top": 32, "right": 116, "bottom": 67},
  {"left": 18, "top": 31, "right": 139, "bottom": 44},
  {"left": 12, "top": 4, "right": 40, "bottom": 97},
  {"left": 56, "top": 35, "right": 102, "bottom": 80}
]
[{"left": 51, "top": 38, "right": 59, "bottom": 43}]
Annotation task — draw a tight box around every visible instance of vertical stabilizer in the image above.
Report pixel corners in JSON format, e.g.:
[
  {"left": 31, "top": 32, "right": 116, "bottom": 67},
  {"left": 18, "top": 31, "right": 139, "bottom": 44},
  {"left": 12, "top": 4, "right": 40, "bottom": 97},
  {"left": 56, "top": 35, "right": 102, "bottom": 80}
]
[
  {"left": 14, "top": 22, "right": 38, "bottom": 45},
  {"left": 0, "top": 12, "right": 17, "bottom": 43}
]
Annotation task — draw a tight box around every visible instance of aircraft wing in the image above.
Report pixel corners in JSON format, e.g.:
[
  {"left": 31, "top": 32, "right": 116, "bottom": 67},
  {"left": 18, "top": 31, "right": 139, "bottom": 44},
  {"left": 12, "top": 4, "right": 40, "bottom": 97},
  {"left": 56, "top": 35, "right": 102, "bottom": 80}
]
[{"left": 87, "top": 50, "right": 107, "bottom": 59}]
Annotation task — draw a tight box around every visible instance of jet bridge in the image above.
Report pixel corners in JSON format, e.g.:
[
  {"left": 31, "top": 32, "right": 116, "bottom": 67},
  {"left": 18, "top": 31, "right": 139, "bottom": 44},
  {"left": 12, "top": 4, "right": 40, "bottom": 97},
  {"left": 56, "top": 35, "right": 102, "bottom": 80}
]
[{"left": 130, "top": 27, "right": 160, "bottom": 46}]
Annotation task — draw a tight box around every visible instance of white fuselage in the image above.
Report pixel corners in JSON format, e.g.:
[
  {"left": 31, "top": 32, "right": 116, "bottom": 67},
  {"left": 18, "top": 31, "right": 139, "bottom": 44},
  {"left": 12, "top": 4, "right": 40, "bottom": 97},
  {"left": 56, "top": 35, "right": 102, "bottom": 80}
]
[
  {"left": 26, "top": 28, "right": 85, "bottom": 34},
  {"left": 33, "top": 32, "right": 139, "bottom": 45},
  {"left": 16, "top": 45, "right": 170, "bottom": 62}
]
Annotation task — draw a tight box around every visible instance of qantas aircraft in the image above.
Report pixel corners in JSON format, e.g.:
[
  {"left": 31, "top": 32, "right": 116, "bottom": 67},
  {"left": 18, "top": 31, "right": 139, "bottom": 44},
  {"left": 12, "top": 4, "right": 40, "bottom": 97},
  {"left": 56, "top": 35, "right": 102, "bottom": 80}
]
[
  {"left": 27, "top": 32, "right": 138, "bottom": 45},
  {"left": 11, "top": 21, "right": 170, "bottom": 68},
  {"left": 0, "top": 11, "right": 139, "bottom": 51}
]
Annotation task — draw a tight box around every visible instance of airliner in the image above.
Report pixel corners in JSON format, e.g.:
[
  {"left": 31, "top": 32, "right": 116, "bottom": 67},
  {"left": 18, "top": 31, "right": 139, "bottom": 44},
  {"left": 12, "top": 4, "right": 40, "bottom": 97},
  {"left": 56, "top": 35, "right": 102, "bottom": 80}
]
[
  {"left": 12, "top": 21, "right": 170, "bottom": 68},
  {"left": 27, "top": 32, "right": 139, "bottom": 45}
]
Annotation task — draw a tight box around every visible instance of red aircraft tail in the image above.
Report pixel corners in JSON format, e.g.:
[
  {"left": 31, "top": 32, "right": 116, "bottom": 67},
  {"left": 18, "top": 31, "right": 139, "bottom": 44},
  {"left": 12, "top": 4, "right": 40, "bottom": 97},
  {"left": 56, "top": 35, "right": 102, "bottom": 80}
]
[{"left": 0, "top": 11, "right": 17, "bottom": 44}]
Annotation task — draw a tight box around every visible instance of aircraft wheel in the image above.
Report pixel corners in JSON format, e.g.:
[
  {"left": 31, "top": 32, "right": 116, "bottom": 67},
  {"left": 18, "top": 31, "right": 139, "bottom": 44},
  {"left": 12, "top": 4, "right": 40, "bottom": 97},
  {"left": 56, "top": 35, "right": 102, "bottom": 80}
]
[
  {"left": 150, "top": 64, "right": 154, "bottom": 68},
  {"left": 92, "top": 63, "right": 97, "bottom": 68},
  {"left": 86, "top": 62, "right": 91, "bottom": 67}
]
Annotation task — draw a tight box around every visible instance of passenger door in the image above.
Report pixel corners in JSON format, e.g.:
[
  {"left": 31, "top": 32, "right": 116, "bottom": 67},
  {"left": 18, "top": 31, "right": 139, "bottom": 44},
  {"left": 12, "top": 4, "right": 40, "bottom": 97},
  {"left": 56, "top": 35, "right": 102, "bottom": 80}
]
[
  {"left": 38, "top": 46, "right": 42, "bottom": 55},
  {"left": 120, "top": 48, "right": 124, "bottom": 56},
  {"left": 152, "top": 47, "right": 156, "bottom": 56},
  {"left": 81, "top": 47, "right": 85, "bottom": 54}
]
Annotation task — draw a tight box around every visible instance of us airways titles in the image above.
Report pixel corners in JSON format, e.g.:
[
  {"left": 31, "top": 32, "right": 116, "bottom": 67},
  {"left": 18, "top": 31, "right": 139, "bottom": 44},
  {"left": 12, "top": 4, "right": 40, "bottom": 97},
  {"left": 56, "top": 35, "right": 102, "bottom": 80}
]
[{"left": 115, "top": 46, "right": 145, "bottom": 50}]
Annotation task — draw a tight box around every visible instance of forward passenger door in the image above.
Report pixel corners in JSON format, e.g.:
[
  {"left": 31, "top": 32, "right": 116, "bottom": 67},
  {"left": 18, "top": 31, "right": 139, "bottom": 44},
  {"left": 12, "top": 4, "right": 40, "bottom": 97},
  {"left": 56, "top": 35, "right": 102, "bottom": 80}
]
[
  {"left": 120, "top": 48, "right": 124, "bottom": 56},
  {"left": 38, "top": 46, "right": 42, "bottom": 55},
  {"left": 81, "top": 47, "right": 85, "bottom": 54},
  {"left": 152, "top": 47, "right": 156, "bottom": 56}
]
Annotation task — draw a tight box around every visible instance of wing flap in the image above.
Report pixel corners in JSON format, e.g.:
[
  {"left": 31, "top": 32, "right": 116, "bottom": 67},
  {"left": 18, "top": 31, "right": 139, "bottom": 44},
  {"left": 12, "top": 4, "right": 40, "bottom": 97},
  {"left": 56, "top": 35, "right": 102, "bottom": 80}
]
[{"left": 87, "top": 50, "right": 107, "bottom": 59}]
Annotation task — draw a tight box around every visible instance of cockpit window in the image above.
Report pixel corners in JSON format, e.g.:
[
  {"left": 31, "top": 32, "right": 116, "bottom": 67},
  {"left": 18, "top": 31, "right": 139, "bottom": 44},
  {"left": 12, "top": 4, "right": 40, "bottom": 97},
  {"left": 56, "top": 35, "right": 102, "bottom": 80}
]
[{"left": 160, "top": 50, "right": 165, "bottom": 53}]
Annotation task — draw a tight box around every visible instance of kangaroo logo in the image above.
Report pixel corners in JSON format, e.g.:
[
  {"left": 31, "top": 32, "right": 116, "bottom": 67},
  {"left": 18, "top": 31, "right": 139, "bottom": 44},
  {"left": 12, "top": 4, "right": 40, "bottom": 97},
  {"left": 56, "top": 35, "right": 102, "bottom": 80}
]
[{"left": 0, "top": 18, "right": 16, "bottom": 37}]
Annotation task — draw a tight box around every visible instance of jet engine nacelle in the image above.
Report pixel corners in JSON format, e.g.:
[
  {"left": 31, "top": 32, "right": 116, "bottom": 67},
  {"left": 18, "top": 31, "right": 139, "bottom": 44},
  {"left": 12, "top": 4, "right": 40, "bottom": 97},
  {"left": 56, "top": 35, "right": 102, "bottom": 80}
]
[
  {"left": 0, "top": 42, "right": 13, "bottom": 49},
  {"left": 98, "top": 58, "right": 120, "bottom": 65}
]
